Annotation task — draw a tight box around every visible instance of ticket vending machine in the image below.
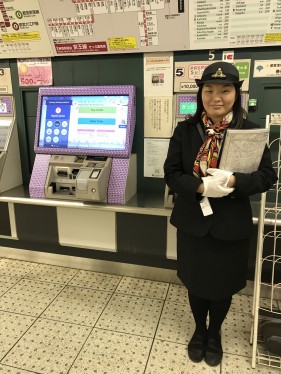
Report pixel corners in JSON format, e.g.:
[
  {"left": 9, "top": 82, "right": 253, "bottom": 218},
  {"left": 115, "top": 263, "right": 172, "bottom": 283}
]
[
  {"left": 29, "top": 85, "right": 136, "bottom": 205},
  {"left": 0, "top": 95, "right": 22, "bottom": 192}
]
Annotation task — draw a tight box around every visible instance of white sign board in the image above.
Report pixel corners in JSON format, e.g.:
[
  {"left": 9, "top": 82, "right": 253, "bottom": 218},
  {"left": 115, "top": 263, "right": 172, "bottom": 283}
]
[
  {"left": 189, "top": 1, "right": 281, "bottom": 50},
  {"left": 39, "top": 0, "right": 189, "bottom": 56},
  {"left": 0, "top": 0, "right": 53, "bottom": 58},
  {"left": 253, "top": 60, "right": 281, "bottom": 77},
  {"left": 144, "top": 138, "right": 169, "bottom": 178}
]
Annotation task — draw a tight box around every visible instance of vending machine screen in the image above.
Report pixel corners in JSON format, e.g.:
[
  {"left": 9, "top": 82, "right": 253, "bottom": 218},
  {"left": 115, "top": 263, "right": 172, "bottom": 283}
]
[{"left": 34, "top": 86, "right": 136, "bottom": 158}]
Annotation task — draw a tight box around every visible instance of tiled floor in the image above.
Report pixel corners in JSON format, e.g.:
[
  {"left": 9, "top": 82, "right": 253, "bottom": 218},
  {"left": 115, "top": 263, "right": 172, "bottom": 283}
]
[{"left": 0, "top": 257, "right": 280, "bottom": 374}]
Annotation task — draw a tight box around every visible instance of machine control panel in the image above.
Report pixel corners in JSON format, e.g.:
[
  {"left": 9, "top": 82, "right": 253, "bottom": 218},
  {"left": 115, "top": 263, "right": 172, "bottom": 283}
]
[{"left": 45, "top": 155, "right": 112, "bottom": 202}]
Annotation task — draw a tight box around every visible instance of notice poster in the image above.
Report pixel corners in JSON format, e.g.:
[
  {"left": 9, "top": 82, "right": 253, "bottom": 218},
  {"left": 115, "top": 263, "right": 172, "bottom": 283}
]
[
  {"left": 144, "top": 97, "right": 173, "bottom": 138},
  {"left": 144, "top": 53, "right": 174, "bottom": 138},
  {"left": 39, "top": 0, "right": 189, "bottom": 56},
  {"left": 253, "top": 60, "right": 281, "bottom": 77},
  {"left": 17, "top": 58, "right": 53, "bottom": 86},
  {"left": 0, "top": 0, "right": 53, "bottom": 58},
  {"left": 144, "top": 52, "right": 174, "bottom": 97},
  {"left": 174, "top": 60, "right": 251, "bottom": 92},
  {"left": 190, "top": 1, "right": 281, "bottom": 50},
  {"left": 144, "top": 138, "right": 169, "bottom": 178}
]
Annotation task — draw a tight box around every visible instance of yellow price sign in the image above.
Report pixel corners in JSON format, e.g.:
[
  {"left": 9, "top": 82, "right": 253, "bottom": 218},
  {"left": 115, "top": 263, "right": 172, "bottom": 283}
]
[
  {"left": 108, "top": 37, "right": 136, "bottom": 50},
  {"left": 264, "top": 33, "right": 281, "bottom": 42},
  {"left": 2, "top": 32, "right": 41, "bottom": 42}
]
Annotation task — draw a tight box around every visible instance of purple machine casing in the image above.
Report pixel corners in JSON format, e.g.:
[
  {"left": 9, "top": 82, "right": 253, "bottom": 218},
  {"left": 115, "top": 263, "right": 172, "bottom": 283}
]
[{"left": 29, "top": 85, "right": 136, "bottom": 204}]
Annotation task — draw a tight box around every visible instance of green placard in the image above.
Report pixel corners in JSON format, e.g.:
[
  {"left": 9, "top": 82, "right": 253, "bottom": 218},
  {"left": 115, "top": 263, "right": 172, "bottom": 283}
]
[
  {"left": 234, "top": 62, "right": 249, "bottom": 79},
  {"left": 179, "top": 102, "right": 197, "bottom": 115},
  {"left": 249, "top": 99, "right": 257, "bottom": 107}
]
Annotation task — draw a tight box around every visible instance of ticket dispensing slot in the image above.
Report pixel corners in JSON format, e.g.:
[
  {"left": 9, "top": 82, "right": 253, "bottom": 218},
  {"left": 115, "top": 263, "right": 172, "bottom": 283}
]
[{"left": 45, "top": 155, "right": 112, "bottom": 202}]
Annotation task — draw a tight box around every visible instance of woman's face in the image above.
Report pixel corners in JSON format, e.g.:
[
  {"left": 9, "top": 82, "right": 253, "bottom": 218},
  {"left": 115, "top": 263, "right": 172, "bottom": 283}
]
[{"left": 201, "top": 83, "right": 236, "bottom": 123}]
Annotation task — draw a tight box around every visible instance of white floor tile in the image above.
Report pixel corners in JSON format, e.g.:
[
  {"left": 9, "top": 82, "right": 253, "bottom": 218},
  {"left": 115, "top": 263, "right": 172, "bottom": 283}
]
[
  {"left": 96, "top": 293, "right": 163, "bottom": 337},
  {"left": 24, "top": 263, "right": 79, "bottom": 284},
  {"left": 0, "top": 311, "right": 36, "bottom": 360},
  {"left": 232, "top": 294, "right": 279, "bottom": 315},
  {"left": 69, "top": 270, "right": 122, "bottom": 291},
  {"left": 41, "top": 285, "right": 112, "bottom": 326},
  {"left": 0, "top": 365, "right": 37, "bottom": 373},
  {"left": 0, "top": 258, "right": 280, "bottom": 374},
  {"left": 115, "top": 276, "right": 169, "bottom": 299},
  {"left": 166, "top": 283, "right": 188, "bottom": 304},
  {"left": 155, "top": 300, "right": 193, "bottom": 344},
  {"left": 0, "top": 276, "right": 20, "bottom": 296},
  {"left": 232, "top": 294, "right": 253, "bottom": 314},
  {"left": 0, "top": 279, "right": 64, "bottom": 316},
  {"left": 2, "top": 318, "right": 91, "bottom": 373},
  {"left": 69, "top": 328, "right": 152, "bottom": 374},
  {"left": 0, "top": 259, "right": 37, "bottom": 277},
  {"left": 223, "top": 310, "right": 252, "bottom": 357}
]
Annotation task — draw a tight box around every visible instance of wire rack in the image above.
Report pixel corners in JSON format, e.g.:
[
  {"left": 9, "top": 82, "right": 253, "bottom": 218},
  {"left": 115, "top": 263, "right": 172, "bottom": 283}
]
[{"left": 251, "top": 114, "right": 281, "bottom": 369}]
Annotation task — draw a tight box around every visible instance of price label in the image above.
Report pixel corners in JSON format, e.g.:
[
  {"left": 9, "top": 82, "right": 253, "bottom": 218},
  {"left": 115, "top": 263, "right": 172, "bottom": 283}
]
[
  {"left": 180, "top": 82, "right": 198, "bottom": 91},
  {"left": 17, "top": 58, "right": 52, "bottom": 87}
]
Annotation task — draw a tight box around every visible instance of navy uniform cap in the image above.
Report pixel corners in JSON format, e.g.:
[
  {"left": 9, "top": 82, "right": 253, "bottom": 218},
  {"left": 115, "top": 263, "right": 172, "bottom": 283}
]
[{"left": 195, "top": 61, "right": 243, "bottom": 87}]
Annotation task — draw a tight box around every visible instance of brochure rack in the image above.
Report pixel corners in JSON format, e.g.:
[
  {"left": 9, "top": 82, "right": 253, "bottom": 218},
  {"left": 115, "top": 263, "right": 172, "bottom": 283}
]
[{"left": 251, "top": 114, "right": 281, "bottom": 369}]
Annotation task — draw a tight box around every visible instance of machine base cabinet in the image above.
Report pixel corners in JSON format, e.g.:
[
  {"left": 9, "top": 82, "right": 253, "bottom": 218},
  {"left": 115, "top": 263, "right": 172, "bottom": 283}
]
[{"left": 57, "top": 207, "right": 116, "bottom": 251}]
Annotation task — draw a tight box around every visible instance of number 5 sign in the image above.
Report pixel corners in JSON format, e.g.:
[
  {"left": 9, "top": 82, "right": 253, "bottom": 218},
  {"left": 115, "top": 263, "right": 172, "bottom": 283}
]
[{"left": 175, "top": 67, "right": 185, "bottom": 77}]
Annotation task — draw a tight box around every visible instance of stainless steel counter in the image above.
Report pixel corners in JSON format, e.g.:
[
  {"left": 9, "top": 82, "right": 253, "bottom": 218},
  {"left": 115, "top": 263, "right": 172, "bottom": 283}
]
[{"left": 0, "top": 185, "right": 280, "bottom": 225}]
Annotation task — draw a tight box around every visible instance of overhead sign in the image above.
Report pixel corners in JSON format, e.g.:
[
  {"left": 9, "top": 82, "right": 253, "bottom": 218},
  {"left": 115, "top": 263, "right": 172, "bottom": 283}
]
[
  {"left": 0, "top": 0, "right": 53, "bottom": 58},
  {"left": 189, "top": 1, "right": 281, "bottom": 50},
  {"left": 38, "top": 0, "right": 190, "bottom": 56}
]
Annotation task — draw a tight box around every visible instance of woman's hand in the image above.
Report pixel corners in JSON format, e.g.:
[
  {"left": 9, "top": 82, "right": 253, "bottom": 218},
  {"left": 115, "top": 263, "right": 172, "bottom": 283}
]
[
  {"left": 201, "top": 175, "right": 234, "bottom": 197},
  {"left": 207, "top": 168, "right": 234, "bottom": 188}
]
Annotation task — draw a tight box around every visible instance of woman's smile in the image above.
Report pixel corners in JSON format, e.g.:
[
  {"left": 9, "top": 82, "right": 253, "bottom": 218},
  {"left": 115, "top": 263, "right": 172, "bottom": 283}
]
[{"left": 202, "top": 83, "right": 236, "bottom": 123}]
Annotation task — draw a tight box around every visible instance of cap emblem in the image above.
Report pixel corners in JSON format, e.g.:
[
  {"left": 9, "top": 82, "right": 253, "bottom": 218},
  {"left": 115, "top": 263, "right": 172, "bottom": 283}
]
[{"left": 211, "top": 68, "right": 226, "bottom": 79}]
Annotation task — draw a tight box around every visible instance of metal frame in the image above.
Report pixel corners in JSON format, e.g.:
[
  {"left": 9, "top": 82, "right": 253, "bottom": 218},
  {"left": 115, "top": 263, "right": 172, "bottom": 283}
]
[{"left": 251, "top": 114, "right": 281, "bottom": 369}]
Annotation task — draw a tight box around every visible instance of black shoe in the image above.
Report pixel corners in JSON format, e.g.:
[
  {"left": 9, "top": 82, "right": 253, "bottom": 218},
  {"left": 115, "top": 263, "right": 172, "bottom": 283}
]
[
  {"left": 187, "top": 330, "right": 207, "bottom": 363},
  {"left": 205, "top": 334, "right": 223, "bottom": 367}
]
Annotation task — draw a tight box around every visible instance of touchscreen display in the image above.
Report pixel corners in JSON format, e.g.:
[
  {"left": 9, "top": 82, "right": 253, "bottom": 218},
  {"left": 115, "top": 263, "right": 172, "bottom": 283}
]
[{"left": 38, "top": 95, "right": 129, "bottom": 151}]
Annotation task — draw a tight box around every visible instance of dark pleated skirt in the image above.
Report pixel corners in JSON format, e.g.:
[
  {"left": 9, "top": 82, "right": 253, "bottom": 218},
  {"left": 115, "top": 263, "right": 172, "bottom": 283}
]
[{"left": 177, "top": 230, "right": 250, "bottom": 300}]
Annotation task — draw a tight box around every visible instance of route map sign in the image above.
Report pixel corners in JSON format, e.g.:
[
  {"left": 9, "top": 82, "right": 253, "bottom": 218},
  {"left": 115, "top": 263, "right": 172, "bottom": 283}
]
[
  {"left": 0, "top": 0, "right": 53, "bottom": 58},
  {"left": 38, "top": 0, "right": 189, "bottom": 55}
]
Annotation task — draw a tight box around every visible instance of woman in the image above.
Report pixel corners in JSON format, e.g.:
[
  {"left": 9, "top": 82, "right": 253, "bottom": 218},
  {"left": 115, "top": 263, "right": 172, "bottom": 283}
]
[{"left": 164, "top": 61, "right": 277, "bottom": 367}]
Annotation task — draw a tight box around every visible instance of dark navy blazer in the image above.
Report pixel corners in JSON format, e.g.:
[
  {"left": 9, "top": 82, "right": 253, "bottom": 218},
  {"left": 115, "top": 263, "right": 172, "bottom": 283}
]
[{"left": 164, "top": 119, "right": 278, "bottom": 241}]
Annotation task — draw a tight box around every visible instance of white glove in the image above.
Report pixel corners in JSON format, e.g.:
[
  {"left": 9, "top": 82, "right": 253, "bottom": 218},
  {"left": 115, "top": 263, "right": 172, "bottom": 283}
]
[
  {"left": 202, "top": 175, "right": 234, "bottom": 198},
  {"left": 207, "top": 168, "right": 233, "bottom": 188}
]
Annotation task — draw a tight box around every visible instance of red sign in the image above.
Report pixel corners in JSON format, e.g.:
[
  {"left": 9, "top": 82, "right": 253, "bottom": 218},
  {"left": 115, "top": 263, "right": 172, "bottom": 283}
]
[{"left": 55, "top": 42, "right": 108, "bottom": 54}]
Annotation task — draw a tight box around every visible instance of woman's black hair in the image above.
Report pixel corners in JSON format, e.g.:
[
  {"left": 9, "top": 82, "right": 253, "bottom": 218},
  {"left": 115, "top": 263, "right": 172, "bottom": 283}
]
[{"left": 187, "top": 85, "right": 247, "bottom": 129}]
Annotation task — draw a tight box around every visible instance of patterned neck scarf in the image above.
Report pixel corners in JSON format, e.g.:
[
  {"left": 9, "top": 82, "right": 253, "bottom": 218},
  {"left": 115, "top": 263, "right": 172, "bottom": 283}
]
[{"left": 193, "top": 111, "right": 233, "bottom": 178}]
